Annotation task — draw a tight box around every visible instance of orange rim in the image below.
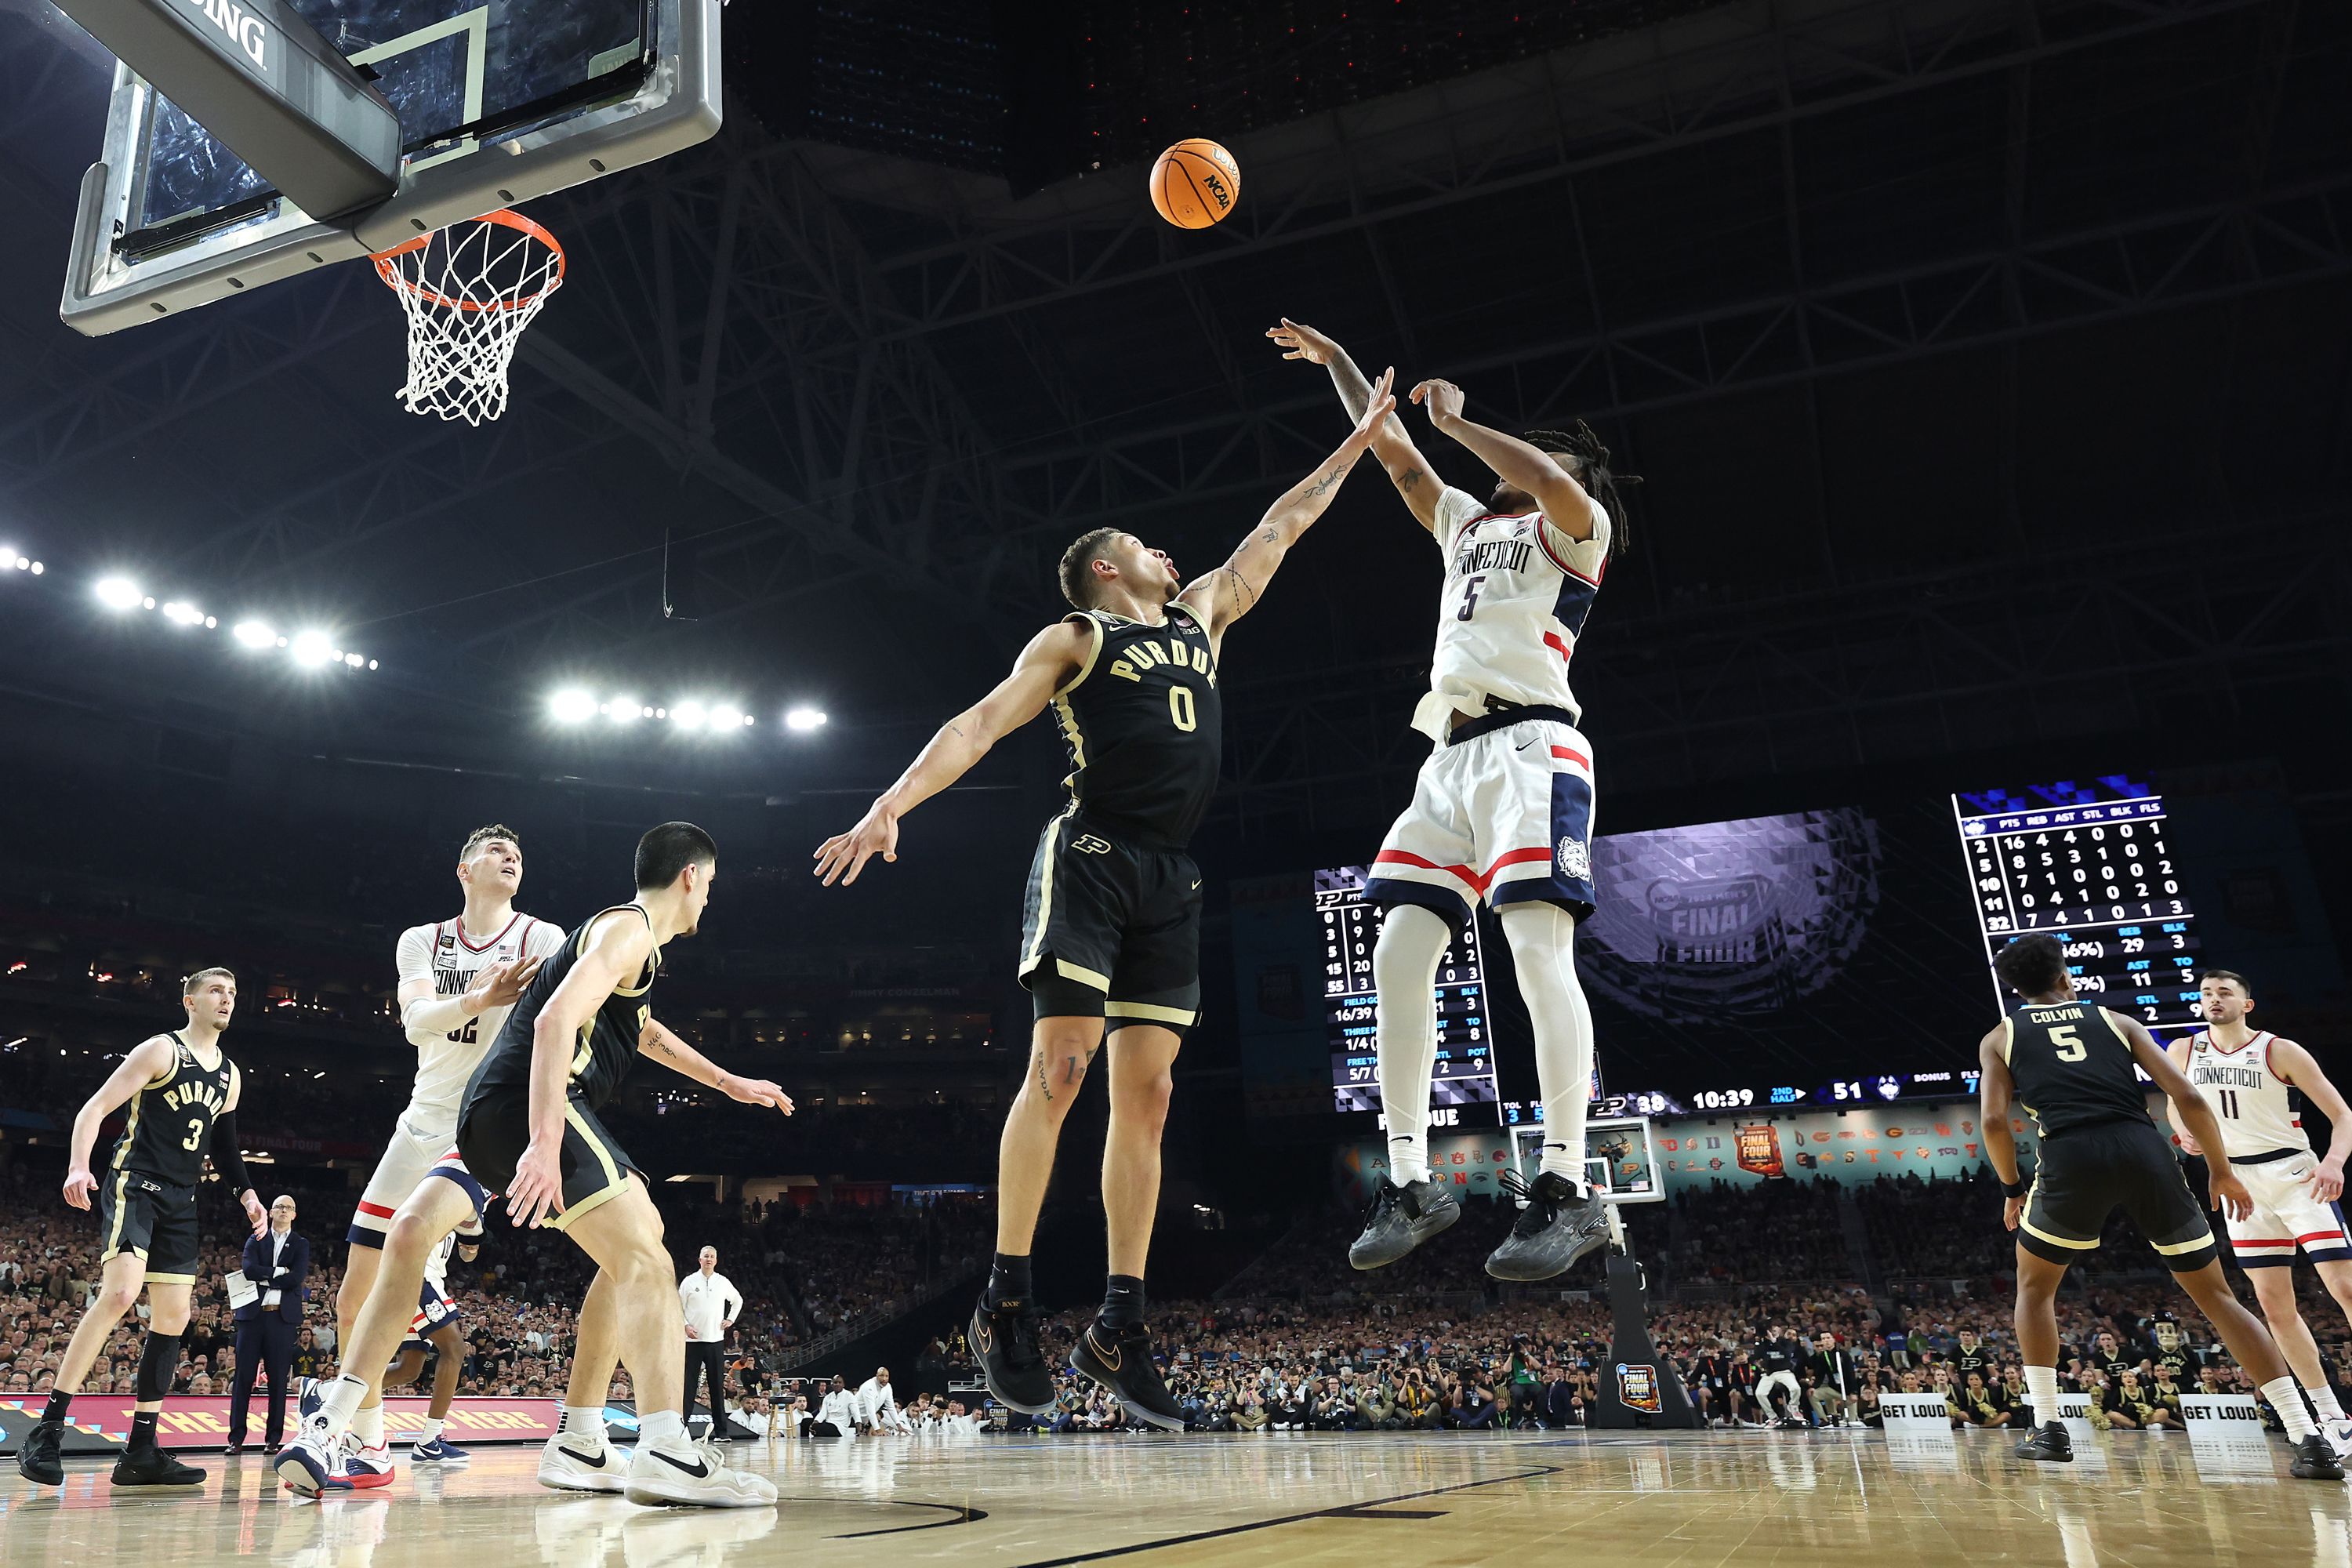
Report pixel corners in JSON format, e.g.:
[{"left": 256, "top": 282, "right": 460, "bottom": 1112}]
[{"left": 371, "top": 209, "right": 566, "bottom": 315}]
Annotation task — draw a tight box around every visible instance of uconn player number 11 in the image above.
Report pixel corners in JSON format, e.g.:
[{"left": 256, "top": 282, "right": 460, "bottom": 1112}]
[{"left": 1952, "top": 776, "right": 2205, "bottom": 1029}]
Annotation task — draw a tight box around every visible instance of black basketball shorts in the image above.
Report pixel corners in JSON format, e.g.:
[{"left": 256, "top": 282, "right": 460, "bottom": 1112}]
[
  {"left": 1017, "top": 815, "right": 1202, "bottom": 1036},
  {"left": 456, "top": 1087, "right": 640, "bottom": 1234},
  {"left": 96, "top": 1167, "right": 201, "bottom": 1284},
  {"left": 2020, "top": 1117, "right": 2218, "bottom": 1272}
]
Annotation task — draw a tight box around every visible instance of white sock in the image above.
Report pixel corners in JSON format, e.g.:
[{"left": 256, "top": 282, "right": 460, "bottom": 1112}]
[
  {"left": 312, "top": 1375, "right": 367, "bottom": 1443},
  {"left": 559, "top": 1406, "right": 604, "bottom": 1445},
  {"left": 2264, "top": 1375, "right": 2318, "bottom": 1441},
  {"left": 2308, "top": 1381, "right": 2347, "bottom": 1425},
  {"left": 1500, "top": 902, "right": 1595, "bottom": 1191},
  {"left": 1372, "top": 904, "right": 1450, "bottom": 1187},
  {"left": 640, "top": 1409, "right": 687, "bottom": 1448},
  {"left": 2025, "top": 1366, "right": 2062, "bottom": 1425},
  {"left": 352, "top": 1403, "right": 386, "bottom": 1450},
  {"left": 421, "top": 1417, "right": 445, "bottom": 1443}
]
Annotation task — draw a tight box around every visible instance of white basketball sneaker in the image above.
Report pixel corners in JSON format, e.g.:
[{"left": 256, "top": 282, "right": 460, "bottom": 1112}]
[
  {"left": 2326, "top": 1417, "right": 2352, "bottom": 1459},
  {"left": 622, "top": 1435, "right": 777, "bottom": 1508},
  {"left": 537, "top": 1430, "right": 632, "bottom": 1494}
]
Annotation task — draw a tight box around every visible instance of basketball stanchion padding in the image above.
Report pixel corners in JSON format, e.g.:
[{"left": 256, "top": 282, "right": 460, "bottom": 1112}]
[{"left": 372, "top": 209, "right": 565, "bottom": 426}]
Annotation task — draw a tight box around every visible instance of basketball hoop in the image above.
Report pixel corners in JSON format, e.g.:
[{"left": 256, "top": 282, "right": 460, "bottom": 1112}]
[{"left": 372, "top": 209, "right": 565, "bottom": 426}]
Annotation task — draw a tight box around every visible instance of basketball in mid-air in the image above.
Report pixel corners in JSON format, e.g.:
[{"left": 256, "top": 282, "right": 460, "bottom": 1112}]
[{"left": 1149, "top": 139, "right": 1241, "bottom": 229}]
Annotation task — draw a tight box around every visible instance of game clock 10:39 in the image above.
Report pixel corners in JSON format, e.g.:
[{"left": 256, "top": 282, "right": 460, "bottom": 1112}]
[{"left": 1951, "top": 777, "right": 2204, "bottom": 1029}]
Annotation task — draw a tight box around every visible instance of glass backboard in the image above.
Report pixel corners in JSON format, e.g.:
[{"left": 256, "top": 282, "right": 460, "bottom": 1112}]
[{"left": 64, "top": 0, "right": 720, "bottom": 335}]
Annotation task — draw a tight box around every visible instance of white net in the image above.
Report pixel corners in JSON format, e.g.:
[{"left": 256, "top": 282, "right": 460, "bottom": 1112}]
[{"left": 372, "top": 211, "right": 565, "bottom": 426}]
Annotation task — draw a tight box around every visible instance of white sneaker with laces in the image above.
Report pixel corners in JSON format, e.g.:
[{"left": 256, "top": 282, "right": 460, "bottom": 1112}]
[
  {"left": 538, "top": 1432, "right": 631, "bottom": 1494},
  {"left": 622, "top": 1436, "right": 777, "bottom": 1508},
  {"left": 2327, "top": 1418, "right": 2352, "bottom": 1458}
]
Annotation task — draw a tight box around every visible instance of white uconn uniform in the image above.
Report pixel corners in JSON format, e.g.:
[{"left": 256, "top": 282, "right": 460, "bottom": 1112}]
[
  {"left": 2181, "top": 1030, "right": 2350, "bottom": 1268},
  {"left": 350, "top": 913, "right": 567, "bottom": 1248},
  {"left": 1365, "top": 487, "right": 1608, "bottom": 922}
]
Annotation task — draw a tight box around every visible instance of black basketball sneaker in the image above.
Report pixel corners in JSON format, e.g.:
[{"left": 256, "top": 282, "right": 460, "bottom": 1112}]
[
  {"left": 111, "top": 1442, "right": 206, "bottom": 1487},
  {"left": 1069, "top": 1320, "right": 1186, "bottom": 1432},
  {"left": 2013, "top": 1421, "right": 2073, "bottom": 1464},
  {"left": 2292, "top": 1433, "right": 2347, "bottom": 1481},
  {"left": 1348, "top": 1177, "right": 1461, "bottom": 1270},
  {"left": 970, "top": 1296, "right": 1056, "bottom": 1416},
  {"left": 1485, "top": 1169, "right": 1613, "bottom": 1281},
  {"left": 15, "top": 1419, "right": 64, "bottom": 1485}
]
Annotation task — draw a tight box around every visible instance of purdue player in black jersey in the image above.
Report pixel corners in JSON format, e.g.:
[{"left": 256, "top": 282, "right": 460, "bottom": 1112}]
[
  {"left": 815, "top": 372, "right": 1399, "bottom": 1429},
  {"left": 1980, "top": 933, "right": 2340, "bottom": 1479},
  {"left": 16, "top": 968, "right": 266, "bottom": 1488},
  {"left": 280, "top": 823, "right": 793, "bottom": 1508}
]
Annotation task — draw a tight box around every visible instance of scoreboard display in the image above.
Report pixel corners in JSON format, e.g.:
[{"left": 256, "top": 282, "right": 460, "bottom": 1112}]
[
  {"left": 1951, "top": 776, "right": 2205, "bottom": 1030},
  {"left": 1316, "top": 866, "right": 1500, "bottom": 1124}
]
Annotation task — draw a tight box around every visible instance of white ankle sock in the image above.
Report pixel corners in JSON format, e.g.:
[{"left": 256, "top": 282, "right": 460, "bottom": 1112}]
[
  {"left": 560, "top": 1405, "right": 604, "bottom": 1443},
  {"left": 314, "top": 1375, "right": 367, "bottom": 1443},
  {"left": 640, "top": 1410, "right": 686, "bottom": 1447},
  {"left": 352, "top": 1403, "right": 386, "bottom": 1450},
  {"left": 421, "top": 1417, "right": 445, "bottom": 1443},
  {"left": 2263, "top": 1375, "right": 2317, "bottom": 1440},
  {"left": 2024, "top": 1366, "right": 2062, "bottom": 1424},
  {"left": 2309, "top": 1381, "right": 2347, "bottom": 1425}
]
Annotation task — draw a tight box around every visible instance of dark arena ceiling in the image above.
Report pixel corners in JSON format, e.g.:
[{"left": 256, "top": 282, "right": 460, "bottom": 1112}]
[{"left": 1, "top": 0, "right": 2348, "bottom": 857}]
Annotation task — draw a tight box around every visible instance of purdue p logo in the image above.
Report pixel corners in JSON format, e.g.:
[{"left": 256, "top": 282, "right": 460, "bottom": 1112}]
[
  {"left": 1556, "top": 835, "right": 1591, "bottom": 880},
  {"left": 1073, "top": 835, "right": 1114, "bottom": 855}
]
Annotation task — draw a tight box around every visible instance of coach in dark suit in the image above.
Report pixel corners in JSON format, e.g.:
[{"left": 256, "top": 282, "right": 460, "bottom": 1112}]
[{"left": 229, "top": 1194, "right": 308, "bottom": 1453}]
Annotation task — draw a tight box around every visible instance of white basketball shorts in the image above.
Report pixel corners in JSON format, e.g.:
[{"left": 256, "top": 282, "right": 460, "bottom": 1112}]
[
  {"left": 2225, "top": 1150, "right": 2352, "bottom": 1268},
  {"left": 1364, "top": 713, "right": 1596, "bottom": 923},
  {"left": 349, "top": 1109, "right": 462, "bottom": 1250}
]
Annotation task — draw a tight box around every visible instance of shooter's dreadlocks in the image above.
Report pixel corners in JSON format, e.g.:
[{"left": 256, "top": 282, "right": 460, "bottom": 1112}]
[{"left": 1523, "top": 419, "right": 1640, "bottom": 560}]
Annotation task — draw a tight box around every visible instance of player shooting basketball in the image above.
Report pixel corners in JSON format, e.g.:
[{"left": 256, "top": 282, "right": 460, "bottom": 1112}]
[
  {"left": 814, "top": 372, "right": 1399, "bottom": 1430},
  {"left": 1270, "top": 318, "right": 1636, "bottom": 1283}
]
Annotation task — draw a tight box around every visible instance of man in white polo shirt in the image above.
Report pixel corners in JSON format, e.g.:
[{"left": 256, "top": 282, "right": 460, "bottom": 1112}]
[{"left": 680, "top": 1246, "right": 742, "bottom": 1440}]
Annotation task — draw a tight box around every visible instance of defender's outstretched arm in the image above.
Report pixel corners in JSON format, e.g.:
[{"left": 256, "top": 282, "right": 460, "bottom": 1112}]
[{"left": 1181, "top": 367, "right": 1395, "bottom": 644}]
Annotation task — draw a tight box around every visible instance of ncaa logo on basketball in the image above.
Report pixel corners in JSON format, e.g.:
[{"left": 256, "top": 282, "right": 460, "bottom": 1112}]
[{"left": 1556, "top": 835, "right": 1591, "bottom": 881}]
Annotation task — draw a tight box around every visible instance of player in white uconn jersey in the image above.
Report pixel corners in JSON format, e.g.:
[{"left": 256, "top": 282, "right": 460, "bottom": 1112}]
[
  {"left": 328, "top": 824, "right": 564, "bottom": 1469},
  {"left": 1272, "top": 320, "right": 1636, "bottom": 1283},
  {"left": 2167, "top": 969, "right": 2352, "bottom": 1453}
]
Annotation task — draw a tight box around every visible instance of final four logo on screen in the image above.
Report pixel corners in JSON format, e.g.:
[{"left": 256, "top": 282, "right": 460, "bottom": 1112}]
[{"left": 1616, "top": 1363, "right": 1662, "bottom": 1414}]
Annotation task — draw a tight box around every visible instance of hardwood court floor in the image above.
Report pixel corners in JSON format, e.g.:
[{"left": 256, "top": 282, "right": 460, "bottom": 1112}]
[{"left": 2, "top": 1427, "right": 2347, "bottom": 1568}]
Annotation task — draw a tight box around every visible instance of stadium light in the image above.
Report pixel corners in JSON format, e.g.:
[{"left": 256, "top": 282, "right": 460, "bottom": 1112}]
[
  {"left": 607, "top": 695, "right": 642, "bottom": 724},
  {"left": 289, "top": 630, "right": 335, "bottom": 667},
  {"left": 549, "top": 688, "right": 597, "bottom": 724},
  {"left": 94, "top": 576, "right": 143, "bottom": 610},
  {"left": 161, "top": 601, "right": 205, "bottom": 626},
  {"left": 27, "top": 562, "right": 41, "bottom": 575},
  {"left": 785, "top": 706, "right": 829, "bottom": 733},
  {"left": 709, "top": 705, "right": 744, "bottom": 731},
  {"left": 233, "top": 620, "right": 274, "bottom": 648},
  {"left": 671, "top": 701, "right": 707, "bottom": 731}
]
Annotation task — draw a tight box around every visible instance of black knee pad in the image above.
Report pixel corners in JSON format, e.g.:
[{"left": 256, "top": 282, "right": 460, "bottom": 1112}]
[{"left": 138, "top": 1331, "right": 182, "bottom": 1402}]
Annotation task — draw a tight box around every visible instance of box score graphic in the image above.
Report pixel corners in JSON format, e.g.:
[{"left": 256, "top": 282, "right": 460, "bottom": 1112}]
[
  {"left": 1316, "top": 865, "right": 1499, "bottom": 1121},
  {"left": 1952, "top": 777, "right": 2205, "bottom": 1029}
]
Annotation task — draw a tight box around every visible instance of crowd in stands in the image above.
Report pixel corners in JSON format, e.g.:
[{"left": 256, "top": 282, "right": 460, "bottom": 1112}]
[
  {"left": 8, "top": 1142, "right": 2350, "bottom": 1447},
  {"left": 0, "top": 1156, "right": 989, "bottom": 1402}
]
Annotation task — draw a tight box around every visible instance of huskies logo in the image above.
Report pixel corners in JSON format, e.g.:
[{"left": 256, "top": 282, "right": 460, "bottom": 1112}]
[{"left": 1556, "top": 835, "right": 1591, "bottom": 881}]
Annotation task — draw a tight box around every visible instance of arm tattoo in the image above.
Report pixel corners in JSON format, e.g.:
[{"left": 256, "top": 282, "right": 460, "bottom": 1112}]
[
  {"left": 1258, "top": 525, "right": 1279, "bottom": 544},
  {"left": 946, "top": 722, "right": 967, "bottom": 740},
  {"left": 1399, "top": 467, "right": 1425, "bottom": 492},
  {"left": 1301, "top": 461, "right": 1348, "bottom": 501},
  {"left": 1225, "top": 564, "right": 1257, "bottom": 618}
]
